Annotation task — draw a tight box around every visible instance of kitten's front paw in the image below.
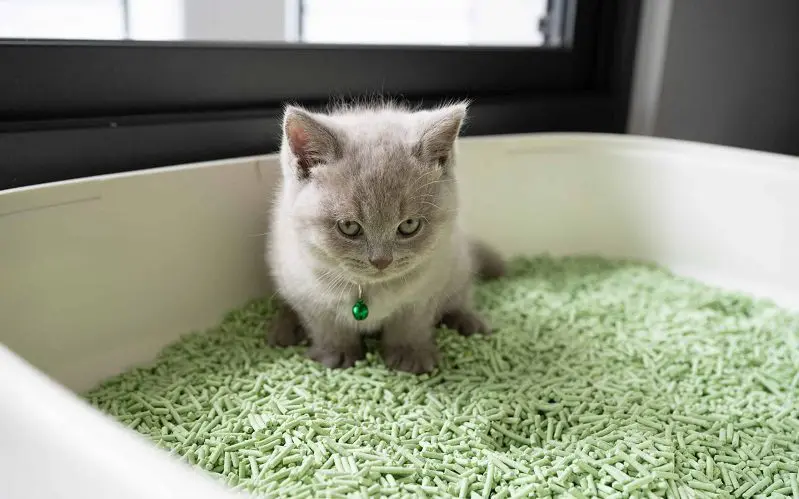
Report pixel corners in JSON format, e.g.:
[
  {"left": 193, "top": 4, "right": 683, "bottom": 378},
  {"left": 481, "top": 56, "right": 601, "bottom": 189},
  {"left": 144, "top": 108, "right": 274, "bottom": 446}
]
[
  {"left": 441, "top": 309, "right": 491, "bottom": 336},
  {"left": 383, "top": 341, "right": 439, "bottom": 374},
  {"left": 266, "top": 306, "right": 307, "bottom": 347},
  {"left": 308, "top": 341, "right": 364, "bottom": 369}
]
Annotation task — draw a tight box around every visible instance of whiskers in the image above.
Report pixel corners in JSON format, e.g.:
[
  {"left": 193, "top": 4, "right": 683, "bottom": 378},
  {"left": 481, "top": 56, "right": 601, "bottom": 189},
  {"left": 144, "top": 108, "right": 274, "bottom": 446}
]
[
  {"left": 414, "top": 178, "right": 453, "bottom": 193},
  {"left": 411, "top": 170, "right": 454, "bottom": 194},
  {"left": 408, "top": 169, "right": 438, "bottom": 193},
  {"left": 408, "top": 170, "right": 453, "bottom": 198},
  {"left": 420, "top": 200, "right": 456, "bottom": 214},
  {"left": 407, "top": 169, "right": 455, "bottom": 216},
  {"left": 316, "top": 268, "right": 355, "bottom": 304}
]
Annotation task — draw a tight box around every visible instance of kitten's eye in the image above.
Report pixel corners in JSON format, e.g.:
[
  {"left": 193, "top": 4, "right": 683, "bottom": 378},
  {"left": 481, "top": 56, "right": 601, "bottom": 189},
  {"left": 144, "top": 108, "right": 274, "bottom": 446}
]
[
  {"left": 336, "top": 220, "right": 362, "bottom": 237},
  {"left": 397, "top": 218, "right": 422, "bottom": 237}
]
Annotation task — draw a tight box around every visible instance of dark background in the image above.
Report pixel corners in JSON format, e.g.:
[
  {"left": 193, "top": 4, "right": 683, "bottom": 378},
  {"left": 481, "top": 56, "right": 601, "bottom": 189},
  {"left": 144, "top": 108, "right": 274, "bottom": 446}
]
[{"left": 655, "top": 0, "right": 799, "bottom": 156}]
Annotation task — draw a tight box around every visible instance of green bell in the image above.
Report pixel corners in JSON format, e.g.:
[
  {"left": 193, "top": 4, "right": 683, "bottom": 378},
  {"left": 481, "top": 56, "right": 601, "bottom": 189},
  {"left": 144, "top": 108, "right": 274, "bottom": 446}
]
[{"left": 352, "top": 299, "right": 369, "bottom": 321}]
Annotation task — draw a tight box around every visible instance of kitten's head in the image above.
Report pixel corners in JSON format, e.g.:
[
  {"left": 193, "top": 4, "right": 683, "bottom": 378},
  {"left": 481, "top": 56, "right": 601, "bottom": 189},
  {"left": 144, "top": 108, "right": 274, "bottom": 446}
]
[{"left": 279, "top": 101, "right": 467, "bottom": 283}]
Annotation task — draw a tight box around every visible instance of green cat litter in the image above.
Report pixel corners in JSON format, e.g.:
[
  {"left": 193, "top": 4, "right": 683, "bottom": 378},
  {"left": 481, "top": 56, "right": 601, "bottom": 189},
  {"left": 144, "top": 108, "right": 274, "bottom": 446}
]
[{"left": 86, "top": 256, "right": 799, "bottom": 498}]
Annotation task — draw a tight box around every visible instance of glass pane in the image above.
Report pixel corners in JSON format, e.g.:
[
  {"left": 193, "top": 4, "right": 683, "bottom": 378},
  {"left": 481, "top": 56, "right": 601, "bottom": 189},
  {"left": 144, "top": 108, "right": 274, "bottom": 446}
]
[
  {"left": 0, "top": 0, "right": 573, "bottom": 47},
  {"left": 0, "top": 0, "right": 127, "bottom": 40},
  {"left": 302, "top": 0, "right": 550, "bottom": 46}
]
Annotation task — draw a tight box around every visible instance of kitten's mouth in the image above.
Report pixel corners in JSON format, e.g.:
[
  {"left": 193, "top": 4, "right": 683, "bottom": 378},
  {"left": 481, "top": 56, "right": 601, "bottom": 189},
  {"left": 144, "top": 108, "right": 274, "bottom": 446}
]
[
  {"left": 342, "top": 259, "right": 413, "bottom": 283},
  {"left": 351, "top": 268, "right": 402, "bottom": 283}
]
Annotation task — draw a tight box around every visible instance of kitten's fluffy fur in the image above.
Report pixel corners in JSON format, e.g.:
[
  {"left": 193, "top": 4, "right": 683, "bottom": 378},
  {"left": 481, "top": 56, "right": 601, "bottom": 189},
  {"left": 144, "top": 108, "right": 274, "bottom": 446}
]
[{"left": 266, "top": 101, "right": 504, "bottom": 373}]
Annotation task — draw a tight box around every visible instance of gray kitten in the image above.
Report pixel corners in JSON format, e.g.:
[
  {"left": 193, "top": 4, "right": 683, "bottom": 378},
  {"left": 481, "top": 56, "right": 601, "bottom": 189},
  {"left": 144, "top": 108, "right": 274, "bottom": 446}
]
[{"left": 265, "top": 101, "right": 504, "bottom": 373}]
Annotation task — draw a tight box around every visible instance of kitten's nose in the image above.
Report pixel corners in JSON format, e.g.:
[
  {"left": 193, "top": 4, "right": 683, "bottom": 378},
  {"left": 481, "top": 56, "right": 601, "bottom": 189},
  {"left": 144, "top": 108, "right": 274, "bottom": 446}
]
[{"left": 369, "top": 256, "right": 393, "bottom": 270}]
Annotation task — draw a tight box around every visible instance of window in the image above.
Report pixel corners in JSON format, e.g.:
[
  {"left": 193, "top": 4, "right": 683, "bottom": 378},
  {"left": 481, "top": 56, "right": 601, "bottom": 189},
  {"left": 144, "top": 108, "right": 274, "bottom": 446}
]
[
  {"left": 0, "top": 0, "right": 185, "bottom": 40},
  {"left": 0, "top": 0, "right": 641, "bottom": 189},
  {"left": 0, "top": 0, "right": 126, "bottom": 40},
  {"left": 300, "top": 0, "right": 549, "bottom": 46},
  {"left": 0, "top": 0, "right": 559, "bottom": 45}
]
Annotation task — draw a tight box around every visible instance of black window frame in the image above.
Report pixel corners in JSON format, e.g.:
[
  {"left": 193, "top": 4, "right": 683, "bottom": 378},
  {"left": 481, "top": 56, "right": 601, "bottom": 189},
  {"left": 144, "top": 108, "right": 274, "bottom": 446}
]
[{"left": 0, "top": 0, "right": 641, "bottom": 190}]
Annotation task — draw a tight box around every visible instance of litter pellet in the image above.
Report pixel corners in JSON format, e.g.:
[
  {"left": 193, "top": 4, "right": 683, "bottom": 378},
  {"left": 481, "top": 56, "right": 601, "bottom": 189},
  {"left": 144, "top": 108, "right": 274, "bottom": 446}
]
[{"left": 84, "top": 256, "right": 799, "bottom": 497}]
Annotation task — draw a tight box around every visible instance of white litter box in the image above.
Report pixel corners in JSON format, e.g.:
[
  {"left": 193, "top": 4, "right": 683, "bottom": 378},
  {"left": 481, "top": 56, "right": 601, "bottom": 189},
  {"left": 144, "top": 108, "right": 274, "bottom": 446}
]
[{"left": 1, "top": 133, "right": 798, "bottom": 499}]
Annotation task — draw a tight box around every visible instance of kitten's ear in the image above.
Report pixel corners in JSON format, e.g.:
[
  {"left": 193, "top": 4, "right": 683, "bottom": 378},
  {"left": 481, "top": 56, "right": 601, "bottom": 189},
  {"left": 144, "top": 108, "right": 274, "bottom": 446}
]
[
  {"left": 283, "top": 106, "right": 341, "bottom": 178},
  {"left": 415, "top": 103, "right": 468, "bottom": 166}
]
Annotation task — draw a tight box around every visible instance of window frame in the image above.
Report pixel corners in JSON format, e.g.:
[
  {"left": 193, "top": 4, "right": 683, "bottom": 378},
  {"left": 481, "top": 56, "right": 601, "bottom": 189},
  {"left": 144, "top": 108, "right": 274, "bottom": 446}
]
[{"left": 0, "top": 0, "right": 641, "bottom": 190}]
